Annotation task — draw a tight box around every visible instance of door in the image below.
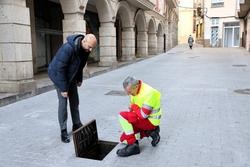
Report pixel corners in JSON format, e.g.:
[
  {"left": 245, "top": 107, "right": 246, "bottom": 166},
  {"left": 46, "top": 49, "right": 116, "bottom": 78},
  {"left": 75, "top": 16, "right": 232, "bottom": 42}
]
[
  {"left": 224, "top": 27, "right": 233, "bottom": 47},
  {"left": 211, "top": 27, "right": 219, "bottom": 47},
  {"left": 224, "top": 25, "right": 240, "bottom": 47}
]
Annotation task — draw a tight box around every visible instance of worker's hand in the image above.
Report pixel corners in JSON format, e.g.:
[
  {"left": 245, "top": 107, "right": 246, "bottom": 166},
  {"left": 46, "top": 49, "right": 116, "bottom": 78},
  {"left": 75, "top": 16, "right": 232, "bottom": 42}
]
[
  {"left": 130, "top": 104, "right": 140, "bottom": 113},
  {"left": 77, "top": 82, "right": 82, "bottom": 87},
  {"left": 61, "top": 92, "right": 68, "bottom": 98}
]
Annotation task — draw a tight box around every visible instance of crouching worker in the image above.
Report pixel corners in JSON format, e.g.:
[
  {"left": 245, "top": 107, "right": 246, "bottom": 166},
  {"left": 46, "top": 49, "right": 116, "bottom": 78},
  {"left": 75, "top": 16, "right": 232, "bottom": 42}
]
[{"left": 117, "top": 76, "right": 162, "bottom": 157}]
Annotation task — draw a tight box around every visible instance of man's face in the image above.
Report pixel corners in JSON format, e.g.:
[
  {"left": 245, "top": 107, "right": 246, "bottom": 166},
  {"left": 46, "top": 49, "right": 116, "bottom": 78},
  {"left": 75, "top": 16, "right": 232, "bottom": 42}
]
[
  {"left": 124, "top": 84, "right": 138, "bottom": 96},
  {"left": 82, "top": 38, "right": 96, "bottom": 53}
]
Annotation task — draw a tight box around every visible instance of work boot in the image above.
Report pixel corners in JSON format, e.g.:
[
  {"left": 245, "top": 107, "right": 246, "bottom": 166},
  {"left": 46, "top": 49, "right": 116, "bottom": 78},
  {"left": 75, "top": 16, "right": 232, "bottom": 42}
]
[
  {"left": 72, "top": 122, "right": 83, "bottom": 131},
  {"left": 116, "top": 141, "right": 140, "bottom": 157},
  {"left": 61, "top": 129, "right": 70, "bottom": 143},
  {"left": 149, "top": 126, "right": 160, "bottom": 147}
]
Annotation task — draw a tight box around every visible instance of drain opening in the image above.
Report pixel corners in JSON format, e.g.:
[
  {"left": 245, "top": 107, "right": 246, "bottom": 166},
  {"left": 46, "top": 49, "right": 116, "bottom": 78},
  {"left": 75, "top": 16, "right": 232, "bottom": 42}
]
[
  {"left": 73, "top": 119, "right": 118, "bottom": 161},
  {"left": 105, "top": 90, "right": 126, "bottom": 96},
  {"left": 234, "top": 89, "right": 250, "bottom": 95}
]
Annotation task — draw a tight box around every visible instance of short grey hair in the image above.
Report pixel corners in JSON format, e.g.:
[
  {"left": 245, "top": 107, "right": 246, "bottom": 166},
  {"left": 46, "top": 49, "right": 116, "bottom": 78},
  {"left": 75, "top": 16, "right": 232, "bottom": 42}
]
[{"left": 123, "top": 76, "right": 139, "bottom": 89}]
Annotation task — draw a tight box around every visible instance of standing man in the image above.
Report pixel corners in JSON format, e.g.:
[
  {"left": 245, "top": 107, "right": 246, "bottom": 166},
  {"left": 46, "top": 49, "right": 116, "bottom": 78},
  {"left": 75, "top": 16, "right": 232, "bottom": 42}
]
[
  {"left": 188, "top": 34, "right": 194, "bottom": 49},
  {"left": 117, "top": 76, "right": 162, "bottom": 157},
  {"left": 48, "top": 34, "right": 97, "bottom": 143}
]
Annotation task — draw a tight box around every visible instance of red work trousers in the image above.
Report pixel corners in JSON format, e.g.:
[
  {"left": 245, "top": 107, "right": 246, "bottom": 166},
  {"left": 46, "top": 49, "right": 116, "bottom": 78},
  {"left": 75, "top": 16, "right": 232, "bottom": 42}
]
[{"left": 119, "top": 111, "right": 156, "bottom": 145}]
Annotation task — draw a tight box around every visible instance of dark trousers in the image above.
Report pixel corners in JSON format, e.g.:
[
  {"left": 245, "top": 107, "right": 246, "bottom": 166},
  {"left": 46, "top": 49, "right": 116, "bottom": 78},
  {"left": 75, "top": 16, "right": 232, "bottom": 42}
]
[{"left": 56, "top": 82, "right": 81, "bottom": 131}]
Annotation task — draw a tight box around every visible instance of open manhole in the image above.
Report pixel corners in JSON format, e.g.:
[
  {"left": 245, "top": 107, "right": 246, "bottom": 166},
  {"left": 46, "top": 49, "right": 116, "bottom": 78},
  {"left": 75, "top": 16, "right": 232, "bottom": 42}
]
[
  {"left": 234, "top": 89, "right": 250, "bottom": 95},
  {"left": 105, "top": 90, "right": 126, "bottom": 96},
  {"left": 72, "top": 119, "right": 118, "bottom": 160},
  {"left": 232, "top": 64, "right": 247, "bottom": 67}
]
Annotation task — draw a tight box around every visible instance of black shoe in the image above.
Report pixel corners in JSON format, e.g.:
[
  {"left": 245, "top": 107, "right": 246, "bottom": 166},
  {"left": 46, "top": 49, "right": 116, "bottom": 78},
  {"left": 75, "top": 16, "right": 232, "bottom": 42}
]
[
  {"left": 149, "top": 126, "right": 160, "bottom": 147},
  {"left": 72, "top": 122, "right": 83, "bottom": 131},
  {"left": 61, "top": 130, "right": 70, "bottom": 143},
  {"left": 116, "top": 142, "right": 140, "bottom": 157}
]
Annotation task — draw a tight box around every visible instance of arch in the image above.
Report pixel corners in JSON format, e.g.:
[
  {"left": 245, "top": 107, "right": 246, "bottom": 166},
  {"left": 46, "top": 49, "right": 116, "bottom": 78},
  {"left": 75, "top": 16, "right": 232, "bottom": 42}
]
[
  {"left": 95, "top": 0, "right": 114, "bottom": 22},
  {"left": 135, "top": 9, "right": 147, "bottom": 57},
  {"left": 59, "top": 0, "right": 87, "bottom": 14},
  {"left": 148, "top": 18, "right": 156, "bottom": 33},
  {"left": 115, "top": 1, "right": 133, "bottom": 28},
  {"left": 148, "top": 17, "right": 157, "bottom": 55},
  {"left": 135, "top": 9, "right": 147, "bottom": 32},
  {"left": 157, "top": 23, "right": 164, "bottom": 53},
  {"left": 157, "top": 23, "right": 164, "bottom": 36}
]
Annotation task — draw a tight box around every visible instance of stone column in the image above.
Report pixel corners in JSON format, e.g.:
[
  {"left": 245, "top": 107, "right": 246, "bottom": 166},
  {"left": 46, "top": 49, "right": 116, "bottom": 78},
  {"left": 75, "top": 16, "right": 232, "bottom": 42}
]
[
  {"left": 62, "top": 13, "right": 86, "bottom": 42},
  {"left": 136, "top": 31, "right": 148, "bottom": 57},
  {"left": 148, "top": 32, "right": 157, "bottom": 55},
  {"left": 98, "top": 22, "right": 117, "bottom": 67},
  {"left": 247, "top": 15, "right": 250, "bottom": 51},
  {"left": 168, "top": 22, "right": 173, "bottom": 49},
  {"left": 26, "top": 0, "right": 37, "bottom": 74},
  {"left": 157, "top": 35, "right": 164, "bottom": 53},
  {"left": 0, "top": 0, "right": 35, "bottom": 93},
  {"left": 122, "top": 27, "right": 136, "bottom": 61}
]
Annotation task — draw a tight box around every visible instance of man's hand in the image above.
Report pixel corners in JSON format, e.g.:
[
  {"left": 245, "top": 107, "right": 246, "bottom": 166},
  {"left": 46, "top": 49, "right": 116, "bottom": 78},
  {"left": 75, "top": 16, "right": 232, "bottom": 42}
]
[
  {"left": 61, "top": 92, "right": 68, "bottom": 98},
  {"left": 77, "top": 82, "right": 82, "bottom": 87}
]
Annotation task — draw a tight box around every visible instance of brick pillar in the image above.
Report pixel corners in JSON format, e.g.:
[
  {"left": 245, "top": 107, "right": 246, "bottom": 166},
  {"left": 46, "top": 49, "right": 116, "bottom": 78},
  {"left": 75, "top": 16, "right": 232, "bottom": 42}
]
[
  {"left": 122, "top": 27, "right": 136, "bottom": 61},
  {"left": 98, "top": 22, "right": 117, "bottom": 67},
  {"left": 0, "top": 0, "right": 35, "bottom": 93}
]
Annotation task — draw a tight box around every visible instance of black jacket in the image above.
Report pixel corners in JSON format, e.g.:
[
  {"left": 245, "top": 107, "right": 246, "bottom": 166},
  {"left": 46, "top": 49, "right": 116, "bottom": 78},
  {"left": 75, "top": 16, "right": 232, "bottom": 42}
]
[{"left": 48, "top": 34, "right": 89, "bottom": 92}]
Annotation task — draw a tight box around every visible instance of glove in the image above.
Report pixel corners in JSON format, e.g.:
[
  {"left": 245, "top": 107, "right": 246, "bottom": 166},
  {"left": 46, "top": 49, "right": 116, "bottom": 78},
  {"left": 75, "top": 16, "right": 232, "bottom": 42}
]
[
  {"left": 130, "top": 104, "right": 140, "bottom": 113},
  {"left": 130, "top": 104, "right": 143, "bottom": 119}
]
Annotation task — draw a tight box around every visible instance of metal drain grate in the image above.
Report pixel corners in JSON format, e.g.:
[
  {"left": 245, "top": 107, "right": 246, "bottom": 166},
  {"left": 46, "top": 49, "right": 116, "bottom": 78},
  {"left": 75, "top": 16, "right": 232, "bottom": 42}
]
[
  {"left": 232, "top": 64, "right": 247, "bottom": 67},
  {"left": 105, "top": 90, "right": 126, "bottom": 96},
  {"left": 234, "top": 89, "right": 250, "bottom": 95},
  {"left": 72, "top": 119, "right": 118, "bottom": 160}
]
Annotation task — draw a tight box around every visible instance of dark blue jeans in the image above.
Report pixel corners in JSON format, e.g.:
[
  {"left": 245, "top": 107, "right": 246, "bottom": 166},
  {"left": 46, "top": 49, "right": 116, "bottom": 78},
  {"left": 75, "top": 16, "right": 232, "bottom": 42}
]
[{"left": 56, "top": 82, "right": 81, "bottom": 131}]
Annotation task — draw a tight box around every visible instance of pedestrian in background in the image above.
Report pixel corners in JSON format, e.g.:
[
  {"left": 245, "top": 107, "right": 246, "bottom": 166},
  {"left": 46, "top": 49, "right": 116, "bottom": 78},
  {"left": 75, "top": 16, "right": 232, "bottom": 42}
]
[
  {"left": 48, "top": 33, "right": 97, "bottom": 143},
  {"left": 188, "top": 35, "right": 194, "bottom": 49},
  {"left": 117, "top": 76, "right": 162, "bottom": 157}
]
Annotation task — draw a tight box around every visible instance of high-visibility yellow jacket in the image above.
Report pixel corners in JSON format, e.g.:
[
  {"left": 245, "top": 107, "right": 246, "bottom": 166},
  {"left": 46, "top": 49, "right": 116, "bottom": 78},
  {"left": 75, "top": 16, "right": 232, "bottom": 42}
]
[{"left": 130, "top": 81, "right": 162, "bottom": 126}]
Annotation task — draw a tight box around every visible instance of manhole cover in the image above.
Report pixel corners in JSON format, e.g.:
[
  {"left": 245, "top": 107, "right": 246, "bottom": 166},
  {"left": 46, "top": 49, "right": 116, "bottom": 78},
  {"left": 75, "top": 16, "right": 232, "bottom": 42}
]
[
  {"left": 105, "top": 90, "right": 126, "bottom": 96},
  {"left": 234, "top": 89, "right": 250, "bottom": 95},
  {"left": 232, "top": 64, "right": 247, "bottom": 67}
]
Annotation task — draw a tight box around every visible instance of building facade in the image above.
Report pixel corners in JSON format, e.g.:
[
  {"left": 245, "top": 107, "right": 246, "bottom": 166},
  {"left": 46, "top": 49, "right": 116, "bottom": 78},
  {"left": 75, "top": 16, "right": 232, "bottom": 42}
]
[
  {"left": 0, "top": 0, "right": 178, "bottom": 93},
  {"left": 194, "top": 0, "right": 243, "bottom": 47}
]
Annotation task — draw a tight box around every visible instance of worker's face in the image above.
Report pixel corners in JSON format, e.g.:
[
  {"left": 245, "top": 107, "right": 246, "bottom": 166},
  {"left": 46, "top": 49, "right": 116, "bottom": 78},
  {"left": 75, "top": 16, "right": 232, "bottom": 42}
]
[
  {"left": 82, "top": 38, "right": 96, "bottom": 53},
  {"left": 124, "top": 84, "right": 138, "bottom": 96}
]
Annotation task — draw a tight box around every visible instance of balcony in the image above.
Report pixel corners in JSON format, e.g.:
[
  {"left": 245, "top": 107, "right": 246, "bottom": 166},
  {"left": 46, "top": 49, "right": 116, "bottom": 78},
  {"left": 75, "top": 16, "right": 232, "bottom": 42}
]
[{"left": 238, "top": 0, "right": 250, "bottom": 18}]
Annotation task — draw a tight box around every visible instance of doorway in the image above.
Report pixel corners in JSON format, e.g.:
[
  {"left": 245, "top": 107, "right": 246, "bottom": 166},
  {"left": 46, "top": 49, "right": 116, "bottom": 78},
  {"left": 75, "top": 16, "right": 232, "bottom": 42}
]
[{"left": 223, "top": 22, "right": 240, "bottom": 47}]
